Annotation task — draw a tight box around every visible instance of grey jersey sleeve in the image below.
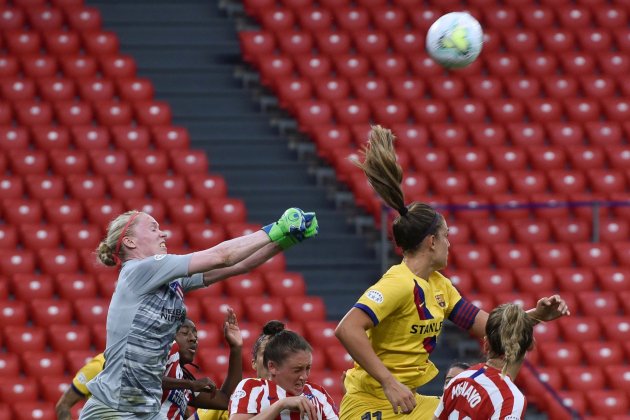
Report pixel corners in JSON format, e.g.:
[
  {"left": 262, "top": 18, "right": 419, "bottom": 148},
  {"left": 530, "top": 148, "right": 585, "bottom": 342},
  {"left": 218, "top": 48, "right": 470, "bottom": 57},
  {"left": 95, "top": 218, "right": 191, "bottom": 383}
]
[
  {"left": 181, "top": 273, "right": 204, "bottom": 292},
  {"left": 122, "top": 254, "right": 194, "bottom": 295}
]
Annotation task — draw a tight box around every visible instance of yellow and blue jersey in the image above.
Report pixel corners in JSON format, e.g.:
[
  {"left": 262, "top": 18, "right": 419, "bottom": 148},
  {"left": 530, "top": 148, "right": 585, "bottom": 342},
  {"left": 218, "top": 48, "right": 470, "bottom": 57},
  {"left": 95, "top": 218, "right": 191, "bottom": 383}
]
[
  {"left": 71, "top": 353, "right": 106, "bottom": 398},
  {"left": 193, "top": 409, "right": 228, "bottom": 420},
  {"left": 344, "top": 263, "right": 479, "bottom": 399}
]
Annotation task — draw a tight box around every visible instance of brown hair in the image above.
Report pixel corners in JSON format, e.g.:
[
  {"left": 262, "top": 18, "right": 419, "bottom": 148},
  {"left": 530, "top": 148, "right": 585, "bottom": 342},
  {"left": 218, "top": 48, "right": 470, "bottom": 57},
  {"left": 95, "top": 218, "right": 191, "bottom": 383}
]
[
  {"left": 263, "top": 330, "right": 312, "bottom": 369},
  {"left": 96, "top": 210, "right": 141, "bottom": 266},
  {"left": 354, "top": 125, "right": 442, "bottom": 252},
  {"left": 252, "top": 320, "right": 285, "bottom": 361},
  {"left": 485, "top": 303, "right": 535, "bottom": 377}
]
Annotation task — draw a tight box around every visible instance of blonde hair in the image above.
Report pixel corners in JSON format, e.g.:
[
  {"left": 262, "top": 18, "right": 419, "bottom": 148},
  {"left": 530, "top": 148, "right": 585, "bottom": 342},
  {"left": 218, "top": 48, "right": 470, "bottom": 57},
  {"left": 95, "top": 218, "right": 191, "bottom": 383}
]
[
  {"left": 96, "top": 210, "right": 141, "bottom": 266},
  {"left": 485, "top": 303, "right": 535, "bottom": 377},
  {"left": 355, "top": 125, "right": 442, "bottom": 252}
]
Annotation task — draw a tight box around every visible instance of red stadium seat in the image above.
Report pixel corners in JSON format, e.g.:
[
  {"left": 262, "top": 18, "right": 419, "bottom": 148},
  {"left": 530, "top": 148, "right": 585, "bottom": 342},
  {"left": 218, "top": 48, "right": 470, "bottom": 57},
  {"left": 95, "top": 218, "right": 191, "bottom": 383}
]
[
  {"left": 66, "top": 175, "right": 107, "bottom": 201},
  {"left": 370, "top": 99, "right": 409, "bottom": 126},
  {"left": 3, "top": 326, "right": 46, "bottom": 353},
  {"left": 504, "top": 76, "right": 540, "bottom": 100},
  {"left": 116, "top": 77, "right": 154, "bottom": 102},
  {"left": 485, "top": 53, "right": 521, "bottom": 77},
  {"left": 37, "top": 249, "right": 80, "bottom": 276},
  {"left": 450, "top": 244, "right": 492, "bottom": 270},
  {"left": 124, "top": 199, "right": 166, "bottom": 222},
  {"left": 332, "top": 54, "right": 370, "bottom": 79},
  {"left": 99, "top": 54, "right": 137, "bottom": 79},
  {"left": 313, "top": 78, "right": 350, "bottom": 104},
  {"left": 129, "top": 150, "right": 169, "bottom": 175},
  {"left": 582, "top": 342, "right": 625, "bottom": 367},
  {"left": 303, "top": 321, "right": 338, "bottom": 348},
  {"left": 510, "top": 220, "right": 550, "bottom": 244},
  {"left": 0, "top": 301, "right": 28, "bottom": 327},
  {"left": 39, "top": 376, "right": 70, "bottom": 403},
  {"left": 25, "top": 175, "right": 65, "bottom": 200},
  {"left": 562, "top": 366, "right": 605, "bottom": 392},
  {"left": 522, "top": 52, "right": 558, "bottom": 77},
  {"left": 165, "top": 198, "right": 206, "bottom": 224},
  {"left": 74, "top": 298, "right": 109, "bottom": 326},
  {"left": 14, "top": 101, "right": 53, "bottom": 126},
  {"left": 47, "top": 325, "right": 91, "bottom": 352},
  {"left": 19, "top": 224, "right": 61, "bottom": 250},
  {"left": 107, "top": 175, "right": 147, "bottom": 200},
  {"left": 489, "top": 147, "right": 528, "bottom": 171},
  {"left": 5, "top": 30, "right": 42, "bottom": 56},
  {"left": 561, "top": 52, "right": 597, "bottom": 76},
  {"left": 285, "top": 296, "right": 326, "bottom": 321},
  {"left": 185, "top": 223, "right": 225, "bottom": 250},
  {"left": 0, "top": 127, "right": 29, "bottom": 151},
  {"left": 297, "top": 8, "right": 333, "bottom": 32},
  {"left": 604, "top": 365, "right": 630, "bottom": 395},
  {"left": 558, "top": 316, "right": 601, "bottom": 343},
  {"left": 88, "top": 150, "right": 128, "bottom": 175},
  {"left": 428, "top": 171, "right": 469, "bottom": 195},
  {"left": 71, "top": 126, "right": 110, "bottom": 150},
  {"left": 566, "top": 146, "right": 605, "bottom": 170},
  {"left": 264, "top": 272, "right": 306, "bottom": 297},
  {"left": 151, "top": 126, "right": 190, "bottom": 150},
  {"left": 224, "top": 273, "right": 265, "bottom": 298},
  {"left": 44, "top": 30, "right": 81, "bottom": 56},
  {"left": 206, "top": 198, "right": 247, "bottom": 225},
  {"left": 527, "top": 146, "right": 566, "bottom": 171},
  {"left": 533, "top": 319, "right": 560, "bottom": 343},
  {"left": 600, "top": 316, "right": 630, "bottom": 343},
  {"left": 572, "top": 243, "right": 613, "bottom": 268},
  {"left": 55, "top": 273, "right": 98, "bottom": 300},
  {"left": 147, "top": 175, "right": 187, "bottom": 200},
  {"left": 7, "top": 150, "right": 48, "bottom": 176},
  {"left": 66, "top": 6, "right": 103, "bottom": 31},
  {"left": 260, "top": 8, "right": 295, "bottom": 33},
  {"left": 470, "top": 220, "right": 511, "bottom": 245},
  {"left": 472, "top": 268, "right": 514, "bottom": 294},
  {"left": 585, "top": 389, "right": 630, "bottom": 418},
  {"left": 555, "top": 267, "right": 596, "bottom": 293},
  {"left": 61, "top": 224, "right": 101, "bottom": 251},
  {"left": 1, "top": 78, "right": 36, "bottom": 101},
  {"left": 1, "top": 199, "right": 43, "bottom": 225},
  {"left": 59, "top": 55, "right": 98, "bottom": 79},
  {"left": 82, "top": 31, "right": 119, "bottom": 56},
  {"left": 538, "top": 342, "right": 582, "bottom": 368},
  {"left": 201, "top": 297, "right": 243, "bottom": 323},
  {"left": 428, "top": 77, "right": 465, "bottom": 100},
  {"left": 21, "top": 352, "right": 65, "bottom": 377},
  {"left": 388, "top": 77, "right": 424, "bottom": 101},
  {"left": 243, "top": 296, "right": 286, "bottom": 324},
  {"left": 551, "top": 218, "right": 590, "bottom": 243},
  {"left": 94, "top": 101, "right": 134, "bottom": 126},
  {"left": 11, "top": 274, "right": 54, "bottom": 301},
  {"left": 333, "top": 99, "right": 370, "bottom": 126},
  {"left": 0, "top": 354, "right": 20, "bottom": 378},
  {"left": 0, "top": 379, "right": 39, "bottom": 404},
  {"left": 594, "top": 267, "right": 630, "bottom": 292},
  {"left": 0, "top": 225, "right": 18, "bottom": 249},
  {"left": 577, "top": 291, "right": 619, "bottom": 317},
  {"left": 546, "top": 122, "right": 584, "bottom": 147},
  {"left": 77, "top": 78, "right": 116, "bottom": 102},
  {"left": 532, "top": 243, "right": 572, "bottom": 267},
  {"left": 49, "top": 150, "right": 88, "bottom": 175},
  {"left": 580, "top": 75, "right": 616, "bottom": 99},
  {"left": 54, "top": 101, "right": 94, "bottom": 126},
  {"left": 492, "top": 244, "right": 533, "bottom": 269}
]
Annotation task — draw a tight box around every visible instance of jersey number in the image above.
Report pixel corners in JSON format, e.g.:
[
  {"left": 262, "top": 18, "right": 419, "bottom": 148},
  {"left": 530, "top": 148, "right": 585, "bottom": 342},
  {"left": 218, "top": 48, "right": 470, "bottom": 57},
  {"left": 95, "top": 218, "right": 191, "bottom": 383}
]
[
  {"left": 449, "top": 410, "right": 471, "bottom": 420},
  {"left": 361, "top": 411, "right": 382, "bottom": 420}
]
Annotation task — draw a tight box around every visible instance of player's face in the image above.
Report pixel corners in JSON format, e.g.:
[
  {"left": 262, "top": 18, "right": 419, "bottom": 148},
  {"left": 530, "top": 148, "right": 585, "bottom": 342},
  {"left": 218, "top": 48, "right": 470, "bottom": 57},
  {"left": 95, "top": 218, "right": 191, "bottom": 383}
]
[
  {"left": 176, "top": 320, "right": 198, "bottom": 365},
  {"left": 433, "top": 221, "right": 450, "bottom": 270},
  {"left": 443, "top": 366, "right": 465, "bottom": 391},
  {"left": 128, "top": 213, "right": 168, "bottom": 257},
  {"left": 268, "top": 350, "right": 312, "bottom": 396},
  {"left": 253, "top": 337, "right": 270, "bottom": 379}
]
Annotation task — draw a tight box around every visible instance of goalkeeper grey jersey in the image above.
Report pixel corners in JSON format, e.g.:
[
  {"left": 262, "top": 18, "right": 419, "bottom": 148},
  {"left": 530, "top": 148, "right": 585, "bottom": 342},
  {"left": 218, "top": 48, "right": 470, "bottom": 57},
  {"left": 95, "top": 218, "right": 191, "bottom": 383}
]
[{"left": 87, "top": 254, "right": 204, "bottom": 414}]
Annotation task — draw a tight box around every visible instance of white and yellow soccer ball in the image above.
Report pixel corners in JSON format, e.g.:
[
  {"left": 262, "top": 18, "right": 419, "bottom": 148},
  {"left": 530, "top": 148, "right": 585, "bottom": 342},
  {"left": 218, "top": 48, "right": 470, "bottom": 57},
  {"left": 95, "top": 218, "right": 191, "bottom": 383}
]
[{"left": 425, "top": 12, "right": 484, "bottom": 69}]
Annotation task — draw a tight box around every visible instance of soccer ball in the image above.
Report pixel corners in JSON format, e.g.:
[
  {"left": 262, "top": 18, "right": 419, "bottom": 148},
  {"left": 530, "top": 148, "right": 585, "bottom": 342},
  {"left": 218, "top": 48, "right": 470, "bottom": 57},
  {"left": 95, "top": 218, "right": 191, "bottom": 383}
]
[{"left": 425, "top": 12, "right": 483, "bottom": 69}]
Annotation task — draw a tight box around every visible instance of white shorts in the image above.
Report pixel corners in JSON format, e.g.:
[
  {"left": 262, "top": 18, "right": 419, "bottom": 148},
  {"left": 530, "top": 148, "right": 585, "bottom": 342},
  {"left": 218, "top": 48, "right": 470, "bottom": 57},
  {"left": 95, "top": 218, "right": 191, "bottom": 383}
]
[{"left": 79, "top": 397, "right": 167, "bottom": 420}]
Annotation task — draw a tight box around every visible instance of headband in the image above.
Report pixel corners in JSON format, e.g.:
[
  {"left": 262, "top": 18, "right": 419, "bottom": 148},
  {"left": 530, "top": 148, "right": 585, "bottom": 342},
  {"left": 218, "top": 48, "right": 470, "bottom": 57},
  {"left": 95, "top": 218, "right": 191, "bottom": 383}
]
[
  {"left": 113, "top": 212, "right": 140, "bottom": 264},
  {"left": 419, "top": 212, "right": 440, "bottom": 241}
]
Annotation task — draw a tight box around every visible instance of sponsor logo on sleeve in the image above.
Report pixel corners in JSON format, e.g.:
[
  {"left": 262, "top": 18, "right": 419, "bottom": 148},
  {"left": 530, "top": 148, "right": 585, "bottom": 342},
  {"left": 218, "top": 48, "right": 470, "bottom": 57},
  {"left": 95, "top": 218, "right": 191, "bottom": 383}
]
[
  {"left": 366, "top": 290, "right": 384, "bottom": 304},
  {"left": 231, "top": 390, "right": 246, "bottom": 400},
  {"left": 154, "top": 254, "right": 166, "bottom": 261}
]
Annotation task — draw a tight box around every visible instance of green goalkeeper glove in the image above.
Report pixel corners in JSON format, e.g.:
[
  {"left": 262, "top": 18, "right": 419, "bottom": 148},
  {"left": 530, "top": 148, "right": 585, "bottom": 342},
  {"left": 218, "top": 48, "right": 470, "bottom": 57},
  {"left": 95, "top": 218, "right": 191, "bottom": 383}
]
[
  {"left": 262, "top": 208, "right": 306, "bottom": 244},
  {"left": 277, "top": 212, "right": 319, "bottom": 250}
]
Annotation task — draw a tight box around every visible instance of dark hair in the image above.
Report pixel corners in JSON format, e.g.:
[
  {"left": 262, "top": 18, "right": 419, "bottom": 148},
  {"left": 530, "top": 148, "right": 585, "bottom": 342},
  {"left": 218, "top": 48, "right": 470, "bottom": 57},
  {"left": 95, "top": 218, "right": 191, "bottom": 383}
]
[
  {"left": 252, "top": 320, "right": 285, "bottom": 361},
  {"left": 448, "top": 361, "right": 471, "bottom": 371},
  {"left": 486, "top": 304, "right": 535, "bottom": 377},
  {"left": 354, "top": 125, "right": 443, "bottom": 252},
  {"left": 263, "top": 330, "right": 312, "bottom": 369}
]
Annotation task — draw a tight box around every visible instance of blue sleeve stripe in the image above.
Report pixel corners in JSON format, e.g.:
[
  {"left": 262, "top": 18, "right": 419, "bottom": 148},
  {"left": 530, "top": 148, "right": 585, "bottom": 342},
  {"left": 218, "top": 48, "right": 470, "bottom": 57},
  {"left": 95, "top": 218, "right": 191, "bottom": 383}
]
[
  {"left": 449, "top": 298, "right": 480, "bottom": 331},
  {"left": 354, "top": 303, "right": 379, "bottom": 326},
  {"left": 70, "top": 383, "right": 87, "bottom": 397}
]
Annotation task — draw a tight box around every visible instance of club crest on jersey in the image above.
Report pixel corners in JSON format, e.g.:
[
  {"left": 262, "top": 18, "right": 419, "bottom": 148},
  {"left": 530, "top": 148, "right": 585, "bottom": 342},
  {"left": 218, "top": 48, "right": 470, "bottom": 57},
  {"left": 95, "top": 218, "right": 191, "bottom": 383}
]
[
  {"left": 435, "top": 294, "right": 446, "bottom": 308},
  {"left": 169, "top": 281, "right": 184, "bottom": 300},
  {"left": 154, "top": 254, "right": 166, "bottom": 261},
  {"left": 366, "top": 290, "right": 384, "bottom": 304}
]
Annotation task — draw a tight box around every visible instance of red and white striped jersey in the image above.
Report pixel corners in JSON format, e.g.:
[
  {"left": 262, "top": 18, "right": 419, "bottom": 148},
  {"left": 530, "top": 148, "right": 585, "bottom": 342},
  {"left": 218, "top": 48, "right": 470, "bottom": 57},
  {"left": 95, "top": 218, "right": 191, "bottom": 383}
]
[
  {"left": 160, "top": 342, "right": 193, "bottom": 420},
  {"left": 228, "top": 378, "right": 339, "bottom": 420},
  {"left": 435, "top": 363, "right": 526, "bottom": 420}
]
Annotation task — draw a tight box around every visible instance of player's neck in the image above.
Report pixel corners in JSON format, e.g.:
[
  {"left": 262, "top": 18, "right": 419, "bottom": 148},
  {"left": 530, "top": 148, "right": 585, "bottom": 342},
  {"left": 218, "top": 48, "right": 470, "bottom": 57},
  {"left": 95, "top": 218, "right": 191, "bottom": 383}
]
[
  {"left": 485, "top": 357, "right": 523, "bottom": 380},
  {"left": 402, "top": 254, "right": 432, "bottom": 280}
]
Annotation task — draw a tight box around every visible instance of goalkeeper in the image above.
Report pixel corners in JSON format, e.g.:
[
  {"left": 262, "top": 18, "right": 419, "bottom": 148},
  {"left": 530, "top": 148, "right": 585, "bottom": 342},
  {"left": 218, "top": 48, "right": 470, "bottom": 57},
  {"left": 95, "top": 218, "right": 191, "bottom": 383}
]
[{"left": 80, "top": 208, "right": 318, "bottom": 419}]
